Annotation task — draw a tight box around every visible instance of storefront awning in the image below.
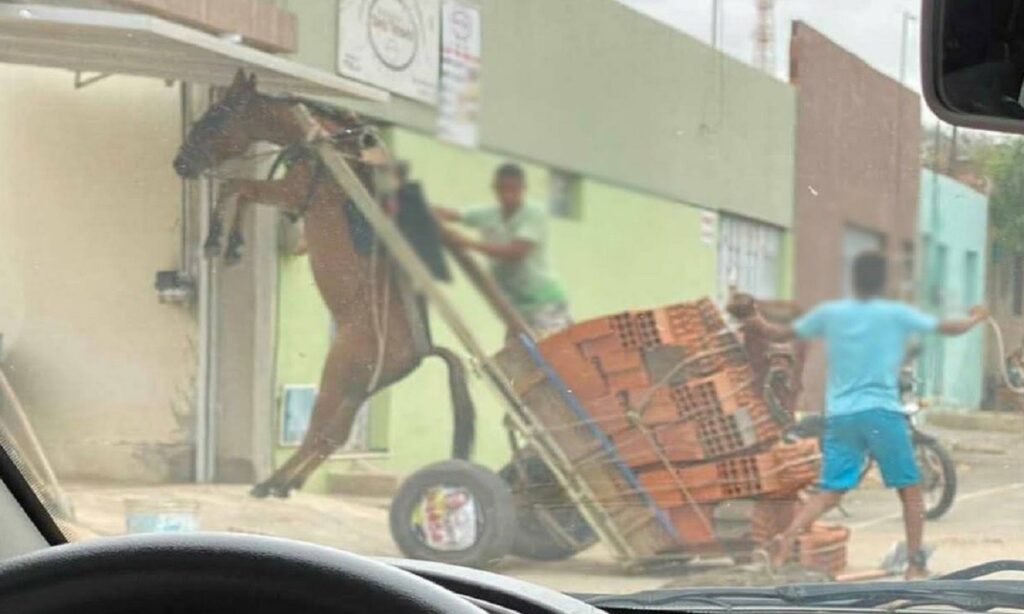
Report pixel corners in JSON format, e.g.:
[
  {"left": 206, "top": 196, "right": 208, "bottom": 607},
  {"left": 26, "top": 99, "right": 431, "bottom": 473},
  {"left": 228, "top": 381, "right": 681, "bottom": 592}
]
[{"left": 0, "top": 3, "right": 389, "bottom": 101}]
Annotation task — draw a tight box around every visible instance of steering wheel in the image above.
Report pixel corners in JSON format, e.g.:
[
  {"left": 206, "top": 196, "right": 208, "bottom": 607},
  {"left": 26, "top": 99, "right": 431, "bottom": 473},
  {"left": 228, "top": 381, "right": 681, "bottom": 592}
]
[{"left": 0, "top": 533, "right": 485, "bottom": 614}]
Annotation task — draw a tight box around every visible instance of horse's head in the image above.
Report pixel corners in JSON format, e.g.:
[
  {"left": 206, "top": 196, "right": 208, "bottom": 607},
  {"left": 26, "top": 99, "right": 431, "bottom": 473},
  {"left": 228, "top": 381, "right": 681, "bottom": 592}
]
[
  {"left": 174, "top": 70, "right": 386, "bottom": 181},
  {"left": 174, "top": 70, "right": 260, "bottom": 179}
]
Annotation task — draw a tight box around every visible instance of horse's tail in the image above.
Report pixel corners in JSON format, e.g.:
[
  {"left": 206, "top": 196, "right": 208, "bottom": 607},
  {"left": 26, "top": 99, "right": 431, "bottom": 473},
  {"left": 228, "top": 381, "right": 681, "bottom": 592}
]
[{"left": 429, "top": 346, "right": 476, "bottom": 460}]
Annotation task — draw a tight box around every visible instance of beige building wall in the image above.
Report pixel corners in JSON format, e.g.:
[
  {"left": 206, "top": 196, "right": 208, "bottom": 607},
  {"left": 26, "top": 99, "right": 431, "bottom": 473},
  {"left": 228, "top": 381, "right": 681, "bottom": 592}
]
[{"left": 0, "top": 65, "right": 196, "bottom": 482}]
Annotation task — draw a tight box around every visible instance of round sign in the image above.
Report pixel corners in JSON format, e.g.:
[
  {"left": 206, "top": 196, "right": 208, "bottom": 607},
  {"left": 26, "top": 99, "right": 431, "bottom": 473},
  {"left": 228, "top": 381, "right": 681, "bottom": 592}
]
[
  {"left": 450, "top": 8, "right": 472, "bottom": 41},
  {"left": 367, "top": 0, "right": 419, "bottom": 71}
]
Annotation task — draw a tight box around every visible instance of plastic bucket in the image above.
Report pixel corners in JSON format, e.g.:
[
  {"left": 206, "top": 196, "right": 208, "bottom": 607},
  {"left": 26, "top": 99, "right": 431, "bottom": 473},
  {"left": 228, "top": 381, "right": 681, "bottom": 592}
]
[{"left": 124, "top": 498, "right": 199, "bottom": 534}]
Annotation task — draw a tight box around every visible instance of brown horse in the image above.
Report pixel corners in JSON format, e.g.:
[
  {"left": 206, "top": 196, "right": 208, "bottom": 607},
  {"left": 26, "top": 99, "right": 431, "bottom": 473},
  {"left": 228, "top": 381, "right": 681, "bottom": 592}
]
[{"left": 173, "top": 71, "right": 475, "bottom": 498}]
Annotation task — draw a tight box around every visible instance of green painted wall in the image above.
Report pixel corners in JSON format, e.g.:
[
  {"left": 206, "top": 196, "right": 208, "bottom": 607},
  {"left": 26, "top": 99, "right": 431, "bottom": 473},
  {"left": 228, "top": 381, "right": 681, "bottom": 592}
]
[
  {"left": 918, "top": 169, "right": 989, "bottom": 409},
  {"left": 269, "top": 0, "right": 797, "bottom": 486},
  {"left": 276, "top": 257, "right": 331, "bottom": 386},
  {"left": 386, "top": 128, "right": 719, "bottom": 474},
  {"left": 273, "top": 0, "right": 796, "bottom": 228},
  {"left": 274, "top": 127, "right": 719, "bottom": 483},
  {"left": 272, "top": 255, "right": 391, "bottom": 491}
]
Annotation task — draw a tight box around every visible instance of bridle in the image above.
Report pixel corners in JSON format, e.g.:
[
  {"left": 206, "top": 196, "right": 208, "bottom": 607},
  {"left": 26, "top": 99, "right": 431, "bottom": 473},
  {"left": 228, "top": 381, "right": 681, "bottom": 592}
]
[
  {"left": 182, "top": 91, "right": 400, "bottom": 394},
  {"left": 181, "top": 92, "right": 388, "bottom": 195}
]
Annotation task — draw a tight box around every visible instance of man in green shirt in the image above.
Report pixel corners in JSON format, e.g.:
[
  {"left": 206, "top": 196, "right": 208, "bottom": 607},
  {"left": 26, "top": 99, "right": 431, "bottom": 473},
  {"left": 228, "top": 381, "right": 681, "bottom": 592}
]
[{"left": 435, "top": 163, "right": 571, "bottom": 337}]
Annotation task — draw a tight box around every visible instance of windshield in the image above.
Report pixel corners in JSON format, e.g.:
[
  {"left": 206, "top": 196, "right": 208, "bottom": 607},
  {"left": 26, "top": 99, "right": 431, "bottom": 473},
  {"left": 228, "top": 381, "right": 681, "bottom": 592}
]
[{"left": 0, "top": 0, "right": 1021, "bottom": 597}]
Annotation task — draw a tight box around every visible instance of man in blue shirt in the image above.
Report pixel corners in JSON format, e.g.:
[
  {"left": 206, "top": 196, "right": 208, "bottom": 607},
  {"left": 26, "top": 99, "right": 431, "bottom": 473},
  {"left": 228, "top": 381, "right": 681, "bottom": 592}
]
[{"left": 741, "top": 251, "right": 987, "bottom": 579}]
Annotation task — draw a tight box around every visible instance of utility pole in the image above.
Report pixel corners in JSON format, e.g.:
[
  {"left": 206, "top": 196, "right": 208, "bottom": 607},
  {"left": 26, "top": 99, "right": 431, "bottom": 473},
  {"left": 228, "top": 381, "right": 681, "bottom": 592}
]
[
  {"left": 711, "top": 0, "right": 720, "bottom": 49},
  {"left": 753, "top": 0, "right": 775, "bottom": 75},
  {"left": 899, "top": 11, "right": 917, "bottom": 85},
  {"left": 949, "top": 125, "right": 959, "bottom": 173}
]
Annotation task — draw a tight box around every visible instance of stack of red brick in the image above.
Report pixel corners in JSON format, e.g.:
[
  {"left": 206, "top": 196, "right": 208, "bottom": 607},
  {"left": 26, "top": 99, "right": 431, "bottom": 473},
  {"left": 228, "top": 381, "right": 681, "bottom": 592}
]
[{"left": 535, "top": 297, "right": 848, "bottom": 573}]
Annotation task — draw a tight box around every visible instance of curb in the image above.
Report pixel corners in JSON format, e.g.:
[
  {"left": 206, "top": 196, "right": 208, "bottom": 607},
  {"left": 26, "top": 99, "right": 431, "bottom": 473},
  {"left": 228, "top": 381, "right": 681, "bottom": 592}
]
[{"left": 924, "top": 409, "right": 1024, "bottom": 433}]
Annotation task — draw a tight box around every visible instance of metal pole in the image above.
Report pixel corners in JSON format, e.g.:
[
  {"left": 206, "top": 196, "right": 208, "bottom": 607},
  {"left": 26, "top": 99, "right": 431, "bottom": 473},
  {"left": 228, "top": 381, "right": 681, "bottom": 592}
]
[
  {"left": 899, "top": 11, "right": 917, "bottom": 85},
  {"left": 924, "top": 121, "right": 943, "bottom": 397},
  {"left": 710, "top": 0, "right": 719, "bottom": 49},
  {"left": 949, "top": 125, "right": 959, "bottom": 172},
  {"left": 179, "top": 84, "right": 191, "bottom": 275},
  {"left": 0, "top": 366, "right": 61, "bottom": 495},
  {"left": 192, "top": 86, "right": 218, "bottom": 483}
]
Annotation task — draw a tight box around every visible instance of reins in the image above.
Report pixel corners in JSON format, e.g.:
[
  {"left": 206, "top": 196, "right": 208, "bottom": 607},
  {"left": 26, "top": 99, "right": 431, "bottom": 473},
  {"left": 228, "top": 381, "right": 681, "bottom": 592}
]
[
  {"left": 199, "top": 94, "right": 397, "bottom": 396},
  {"left": 987, "top": 316, "right": 1024, "bottom": 394}
]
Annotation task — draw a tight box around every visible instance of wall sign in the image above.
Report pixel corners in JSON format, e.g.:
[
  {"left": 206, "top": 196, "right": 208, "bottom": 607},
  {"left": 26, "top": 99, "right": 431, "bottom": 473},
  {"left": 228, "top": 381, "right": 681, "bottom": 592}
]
[
  {"left": 437, "top": 0, "right": 481, "bottom": 147},
  {"left": 700, "top": 210, "right": 718, "bottom": 246},
  {"left": 338, "top": 0, "right": 440, "bottom": 104}
]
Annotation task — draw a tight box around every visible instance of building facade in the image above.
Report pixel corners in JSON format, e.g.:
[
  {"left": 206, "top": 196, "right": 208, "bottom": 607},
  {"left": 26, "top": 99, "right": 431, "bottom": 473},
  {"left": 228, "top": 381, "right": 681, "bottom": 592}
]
[
  {"left": 0, "top": 66, "right": 194, "bottom": 482},
  {"left": 1, "top": 0, "right": 801, "bottom": 489},
  {"left": 272, "top": 0, "right": 798, "bottom": 489},
  {"left": 983, "top": 245, "right": 1024, "bottom": 410},
  {"left": 789, "top": 22, "right": 922, "bottom": 412},
  {"left": 918, "top": 169, "right": 989, "bottom": 409}
]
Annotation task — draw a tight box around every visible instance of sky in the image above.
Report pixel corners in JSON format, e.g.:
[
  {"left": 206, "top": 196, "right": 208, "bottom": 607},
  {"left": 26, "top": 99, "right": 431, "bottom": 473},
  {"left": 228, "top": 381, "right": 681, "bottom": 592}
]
[{"left": 617, "top": 0, "right": 924, "bottom": 92}]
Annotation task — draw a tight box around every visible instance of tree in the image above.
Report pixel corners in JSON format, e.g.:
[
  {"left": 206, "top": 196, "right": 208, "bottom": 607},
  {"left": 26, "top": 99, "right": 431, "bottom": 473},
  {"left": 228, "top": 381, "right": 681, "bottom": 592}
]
[{"left": 986, "top": 138, "right": 1024, "bottom": 253}]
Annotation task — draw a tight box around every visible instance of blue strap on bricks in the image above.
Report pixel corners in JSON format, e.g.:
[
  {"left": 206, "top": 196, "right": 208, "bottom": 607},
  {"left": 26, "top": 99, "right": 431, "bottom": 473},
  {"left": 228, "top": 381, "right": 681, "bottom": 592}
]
[{"left": 516, "top": 333, "right": 679, "bottom": 541}]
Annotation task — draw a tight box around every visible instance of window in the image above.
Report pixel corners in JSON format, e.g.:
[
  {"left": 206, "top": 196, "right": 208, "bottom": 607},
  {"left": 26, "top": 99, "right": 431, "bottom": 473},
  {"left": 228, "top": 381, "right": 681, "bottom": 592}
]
[
  {"left": 717, "top": 214, "right": 783, "bottom": 302},
  {"left": 933, "top": 244, "right": 948, "bottom": 307},
  {"left": 279, "top": 385, "right": 372, "bottom": 453},
  {"left": 548, "top": 168, "right": 582, "bottom": 219},
  {"left": 900, "top": 241, "right": 915, "bottom": 300},
  {"left": 964, "top": 250, "right": 979, "bottom": 307},
  {"left": 280, "top": 385, "right": 317, "bottom": 446}
]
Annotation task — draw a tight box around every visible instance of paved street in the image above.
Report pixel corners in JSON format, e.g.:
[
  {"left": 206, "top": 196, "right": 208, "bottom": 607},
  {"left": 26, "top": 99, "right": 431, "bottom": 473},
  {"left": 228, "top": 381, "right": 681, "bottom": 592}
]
[{"left": 59, "top": 418, "right": 1023, "bottom": 594}]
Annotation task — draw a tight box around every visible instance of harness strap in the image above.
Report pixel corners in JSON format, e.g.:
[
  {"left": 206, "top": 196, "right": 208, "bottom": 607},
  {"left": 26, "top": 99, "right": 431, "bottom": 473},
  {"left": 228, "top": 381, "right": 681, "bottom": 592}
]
[
  {"left": 269, "top": 144, "right": 325, "bottom": 222},
  {"left": 295, "top": 157, "right": 326, "bottom": 219}
]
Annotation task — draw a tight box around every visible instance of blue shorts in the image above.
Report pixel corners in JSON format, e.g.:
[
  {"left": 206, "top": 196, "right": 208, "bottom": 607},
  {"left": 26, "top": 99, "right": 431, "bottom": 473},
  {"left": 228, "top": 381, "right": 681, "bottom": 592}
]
[{"left": 820, "top": 409, "right": 920, "bottom": 491}]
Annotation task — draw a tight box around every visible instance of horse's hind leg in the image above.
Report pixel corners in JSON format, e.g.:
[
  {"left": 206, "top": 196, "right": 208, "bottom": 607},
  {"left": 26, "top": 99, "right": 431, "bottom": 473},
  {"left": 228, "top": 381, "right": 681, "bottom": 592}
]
[
  {"left": 251, "top": 336, "right": 366, "bottom": 498},
  {"left": 279, "top": 395, "right": 368, "bottom": 493}
]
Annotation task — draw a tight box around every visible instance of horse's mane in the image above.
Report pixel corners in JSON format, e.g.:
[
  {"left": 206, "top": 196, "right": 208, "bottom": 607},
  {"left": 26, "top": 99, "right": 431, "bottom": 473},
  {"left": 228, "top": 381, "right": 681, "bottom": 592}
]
[{"left": 264, "top": 93, "right": 364, "bottom": 127}]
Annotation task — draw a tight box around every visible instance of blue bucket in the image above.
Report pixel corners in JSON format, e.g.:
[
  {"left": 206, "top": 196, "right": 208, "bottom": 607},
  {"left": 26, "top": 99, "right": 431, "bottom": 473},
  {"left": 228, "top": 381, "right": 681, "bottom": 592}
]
[{"left": 124, "top": 499, "right": 199, "bottom": 534}]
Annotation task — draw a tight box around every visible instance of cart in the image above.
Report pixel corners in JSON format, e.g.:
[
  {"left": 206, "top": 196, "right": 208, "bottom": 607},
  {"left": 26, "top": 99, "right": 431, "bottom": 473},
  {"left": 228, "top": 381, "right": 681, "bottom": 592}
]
[{"left": 297, "top": 107, "right": 841, "bottom": 573}]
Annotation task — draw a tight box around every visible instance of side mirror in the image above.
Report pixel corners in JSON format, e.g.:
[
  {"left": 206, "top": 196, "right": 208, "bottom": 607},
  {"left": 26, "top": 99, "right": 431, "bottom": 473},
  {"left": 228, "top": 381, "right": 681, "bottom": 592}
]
[{"left": 923, "top": 0, "right": 1024, "bottom": 134}]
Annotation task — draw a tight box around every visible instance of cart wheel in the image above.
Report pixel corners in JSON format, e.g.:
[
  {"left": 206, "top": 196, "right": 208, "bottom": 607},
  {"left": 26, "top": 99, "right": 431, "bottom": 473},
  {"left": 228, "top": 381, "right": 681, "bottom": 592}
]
[
  {"left": 499, "top": 453, "right": 598, "bottom": 561},
  {"left": 389, "top": 460, "right": 516, "bottom": 568}
]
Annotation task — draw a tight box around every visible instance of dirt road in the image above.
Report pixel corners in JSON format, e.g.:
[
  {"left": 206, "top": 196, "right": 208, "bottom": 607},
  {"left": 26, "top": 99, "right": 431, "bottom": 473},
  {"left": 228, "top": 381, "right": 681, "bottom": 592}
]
[{"left": 60, "top": 421, "right": 1023, "bottom": 594}]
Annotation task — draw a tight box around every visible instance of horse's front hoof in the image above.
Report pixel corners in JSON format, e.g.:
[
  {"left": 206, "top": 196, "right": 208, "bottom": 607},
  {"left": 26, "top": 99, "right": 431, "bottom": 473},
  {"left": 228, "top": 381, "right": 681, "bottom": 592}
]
[
  {"left": 249, "top": 482, "right": 272, "bottom": 499},
  {"left": 271, "top": 485, "right": 291, "bottom": 499}
]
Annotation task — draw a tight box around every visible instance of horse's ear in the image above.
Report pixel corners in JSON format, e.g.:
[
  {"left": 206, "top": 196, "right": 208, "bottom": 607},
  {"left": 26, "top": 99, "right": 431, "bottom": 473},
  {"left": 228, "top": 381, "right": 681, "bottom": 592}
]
[{"left": 230, "top": 69, "right": 247, "bottom": 90}]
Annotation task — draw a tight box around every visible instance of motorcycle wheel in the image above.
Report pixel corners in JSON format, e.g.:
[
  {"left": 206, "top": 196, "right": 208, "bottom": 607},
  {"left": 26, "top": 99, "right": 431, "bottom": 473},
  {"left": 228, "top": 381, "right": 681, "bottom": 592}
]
[{"left": 914, "top": 438, "right": 957, "bottom": 520}]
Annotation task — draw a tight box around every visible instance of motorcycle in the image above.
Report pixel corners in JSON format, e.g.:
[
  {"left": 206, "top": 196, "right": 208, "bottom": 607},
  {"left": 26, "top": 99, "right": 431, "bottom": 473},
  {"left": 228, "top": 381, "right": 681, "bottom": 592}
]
[{"left": 788, "top": 348, "right": 958, "bottom": 520}]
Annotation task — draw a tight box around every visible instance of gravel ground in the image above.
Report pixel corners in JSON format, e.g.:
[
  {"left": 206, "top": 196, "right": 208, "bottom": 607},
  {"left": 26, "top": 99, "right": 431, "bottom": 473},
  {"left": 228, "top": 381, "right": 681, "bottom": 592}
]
[{"left": 57, "top": 419, "right": 1024, "bottom": 594}]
